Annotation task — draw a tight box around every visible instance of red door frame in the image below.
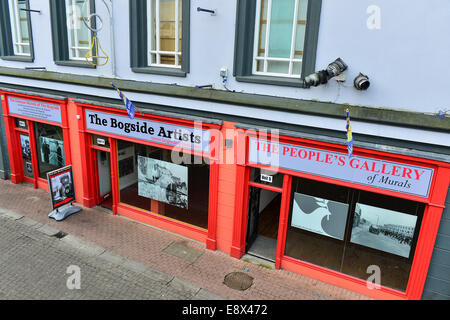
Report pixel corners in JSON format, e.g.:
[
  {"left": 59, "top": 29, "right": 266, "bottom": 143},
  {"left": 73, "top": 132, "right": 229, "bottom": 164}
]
[
  {"left": 231, "top": 130, "right": 450, "bottom": 300},
  {"left": 1, "top": 91, "right": 72, "bottom": 191},
  {"left": 90, "top": 142, "right": 113, "bottom": 206},
  {"left": 75, "top": 101, "right": 221, "bottom": 249}
]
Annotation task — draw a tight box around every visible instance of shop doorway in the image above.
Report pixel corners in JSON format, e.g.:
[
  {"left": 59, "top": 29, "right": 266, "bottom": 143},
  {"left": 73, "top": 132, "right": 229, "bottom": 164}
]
[
  {"left": 91, "top": 135, "right": 113, "bottom": 211},
  {"left": 96, "top": 150, "right": 112, "bottom": 209},
  {"left": 246, "top": 186, "right": 282, "bottom": 261}
]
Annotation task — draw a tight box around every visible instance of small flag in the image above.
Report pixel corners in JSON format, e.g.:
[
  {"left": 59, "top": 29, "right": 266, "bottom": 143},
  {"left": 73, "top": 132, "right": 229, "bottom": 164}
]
[
  {"left": 346, "top": 108, "right": 353, "bottom": 158},
  {"left": 111, "top": 83, "right": 135, "bottom": 119}
]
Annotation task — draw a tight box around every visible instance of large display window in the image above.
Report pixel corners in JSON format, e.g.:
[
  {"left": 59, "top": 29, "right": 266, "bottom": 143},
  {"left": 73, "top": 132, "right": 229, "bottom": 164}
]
[
  {"left": 117, "top": 139, "right": 210, "bottom": 229},
  {"left": 34, "top": 122, "right": 65, "bottom": 179},
  {"left": 284, "top": 177, "right": 424, "bottom": 292}
]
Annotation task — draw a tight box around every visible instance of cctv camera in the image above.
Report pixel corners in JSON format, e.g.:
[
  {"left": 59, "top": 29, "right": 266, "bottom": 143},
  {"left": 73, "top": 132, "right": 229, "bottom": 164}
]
[
  {"left": 354, "top": 73, "right": 370, "bottom": 90},
  {"left": 304, "top": 58, "right": 348, "bottom": 88}
]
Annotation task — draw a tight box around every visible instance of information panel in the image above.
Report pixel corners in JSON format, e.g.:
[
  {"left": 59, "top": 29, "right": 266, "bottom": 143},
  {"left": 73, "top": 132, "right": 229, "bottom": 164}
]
[{"left": 8, "top": 97, "right": 62, "bottom": 124}]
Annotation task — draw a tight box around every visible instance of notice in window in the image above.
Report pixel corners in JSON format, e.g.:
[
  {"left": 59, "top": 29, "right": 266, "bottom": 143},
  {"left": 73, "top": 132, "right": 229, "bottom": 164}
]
[
  {"left": 350, "top": 203, "right": 417, "bottom": 258},
  {"left": 291, "top": 193, "right": 349, "bottom": 240},
  {"left": 137, "top": 156, "right": 188, "bottom": 210}
]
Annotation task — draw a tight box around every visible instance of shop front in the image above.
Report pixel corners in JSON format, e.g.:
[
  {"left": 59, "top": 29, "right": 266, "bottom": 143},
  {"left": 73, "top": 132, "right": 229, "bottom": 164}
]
[
  {"left": 74, "top": 101, "right": 221, "bottom": 248},
  {"left": 0, "top": 91, "right": 71, "bottom": 190},
  {"left": 231, "top": 131, "right": 450, "bottom": 300}
]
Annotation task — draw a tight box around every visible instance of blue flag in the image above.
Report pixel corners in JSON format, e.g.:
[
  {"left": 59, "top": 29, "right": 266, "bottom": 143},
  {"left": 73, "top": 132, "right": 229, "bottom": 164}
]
[{"left": 111, "top": 83, "right": 135, "bottom": 119}]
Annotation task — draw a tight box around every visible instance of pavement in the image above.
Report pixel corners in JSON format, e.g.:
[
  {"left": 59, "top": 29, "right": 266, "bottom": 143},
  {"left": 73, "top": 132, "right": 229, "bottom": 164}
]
[{"left": 0, "top": 179, "right": 371, "bottom": 300}]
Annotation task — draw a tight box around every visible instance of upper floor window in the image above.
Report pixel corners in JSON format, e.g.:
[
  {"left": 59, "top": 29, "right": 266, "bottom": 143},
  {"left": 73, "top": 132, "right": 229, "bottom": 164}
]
[
  {"left": 0, "top": 0, "right": 34, "bottom": 61},
  {"left": 234, "top": 0, "right": 322, "bottom": 87},
  {"left": 148, "top": 0, "right": 183, "bottom": 68},
  {"left": 130, "top": 0, "right": 190, "bottom": 77},
  {"left": 49, "top": 0, "right": 96, "bottom": 68},
  {"left": 65, "top": 0, "right": 93, "bottom": 61},
  {"left": 253, "top": 0, "right": 308, "bottom": 78}
]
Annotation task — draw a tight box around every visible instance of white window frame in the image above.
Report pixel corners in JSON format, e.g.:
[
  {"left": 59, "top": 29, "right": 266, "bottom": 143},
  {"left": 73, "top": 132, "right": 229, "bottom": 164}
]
[
  {"left": 8, "top": 0, "right": 31, "bottom": 56},
  {"left": 147, "top": 0, "right": 182, "bottom": 69},
  {"left": 252, "top": 0, "right": 305, "bottom": 79},
  {"left": 65, "top": 0, "right": 92, "bottom": 61}
]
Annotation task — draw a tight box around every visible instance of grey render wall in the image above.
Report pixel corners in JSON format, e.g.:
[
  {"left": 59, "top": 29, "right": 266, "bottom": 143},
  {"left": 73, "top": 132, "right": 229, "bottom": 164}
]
[
  {"left": 0, "top": 103, "right": 9, "bottom": 179},
  {"left": 422, "top": 186, "right": 450, "bottom": 300}
]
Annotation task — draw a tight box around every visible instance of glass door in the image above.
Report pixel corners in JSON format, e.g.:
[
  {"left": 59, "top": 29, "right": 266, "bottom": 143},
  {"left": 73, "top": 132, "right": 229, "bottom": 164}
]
[
  {"left": 19, "top": 133, "right": 33, "bottom": 179},
  {"left": 96, "top": 149, "right": 112, "bottom": 209}
]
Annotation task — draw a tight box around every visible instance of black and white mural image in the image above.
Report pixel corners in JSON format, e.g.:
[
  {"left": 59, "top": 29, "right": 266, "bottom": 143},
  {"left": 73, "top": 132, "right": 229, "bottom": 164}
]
[
  {"left": 350, "top": 203, "right": 417, "bottom": 258},
  {"left": 20, "top": 134, "right": 31, "bottom": 161},
  {"left": 137, "top": 156, "right": 188, "bottom": 209},
  {"left": 291, "top": 193, "right": 349, "bottom": 240},
  {"left": 49, "top": 172, "right": 74, "bottom": 204},
  {"left": 39, "top": 137, "right": 65, "bottom": 167}
]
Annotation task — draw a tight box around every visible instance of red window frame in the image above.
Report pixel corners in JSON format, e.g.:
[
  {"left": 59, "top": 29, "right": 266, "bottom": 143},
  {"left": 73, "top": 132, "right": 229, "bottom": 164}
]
[
  {"left": 231, "top": 130, "right": 450, "bottom": 300},
  {"left": 75, "top": 101, "right": 221, "bottom": 250},
  {"left": 0, "top": 91, "right": 72, "bottom": 191}
]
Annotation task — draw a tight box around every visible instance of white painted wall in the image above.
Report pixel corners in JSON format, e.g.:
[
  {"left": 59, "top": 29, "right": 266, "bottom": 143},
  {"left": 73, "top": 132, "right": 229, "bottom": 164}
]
[{"left": 0, "top": 0, "right": 449, "bottom": 146}]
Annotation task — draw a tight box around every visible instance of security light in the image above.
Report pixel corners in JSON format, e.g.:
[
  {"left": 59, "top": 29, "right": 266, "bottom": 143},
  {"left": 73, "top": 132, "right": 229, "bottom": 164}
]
[
  {"left": 354, "top": 73, "right": 370, "bottom": 90},
  {"left": 304, "top": 58, "right": 348, "bottom": 88}
]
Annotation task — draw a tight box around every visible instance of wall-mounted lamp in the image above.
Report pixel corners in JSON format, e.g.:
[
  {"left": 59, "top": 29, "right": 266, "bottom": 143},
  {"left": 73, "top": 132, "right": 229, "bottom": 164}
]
[
  {"left": 197, "top": 7, "right": 216, "bottom": 16},
  {"left": 304, "top": 58, "right": 348, "bottom": 88},
  {"left": 354, "top": 73, "right": 370, "bottom": 90}
]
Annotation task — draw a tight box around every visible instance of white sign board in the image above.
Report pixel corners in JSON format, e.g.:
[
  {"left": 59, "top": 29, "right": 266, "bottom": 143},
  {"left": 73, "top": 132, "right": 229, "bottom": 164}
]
[
  {"left": 249, "top": 138, "right": 434, "bottom": 198},
  {"left": 8, "top": 97, "right": 62, "bottom": 124},
  {"left": 85, "top": 110, "right": 211, "bottom": 153}
]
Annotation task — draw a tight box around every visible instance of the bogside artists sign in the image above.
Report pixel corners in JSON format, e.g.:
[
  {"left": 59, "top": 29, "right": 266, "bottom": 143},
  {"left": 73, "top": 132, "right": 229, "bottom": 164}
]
[
  {"left": 8, "top": 96, "right": 62, "bottom": 124},
  {"left": 249, "top": 138, "right": 434, "bottom": 198},
  {"left": 85, "top": 110, "right": 211, "bottom": 153}
]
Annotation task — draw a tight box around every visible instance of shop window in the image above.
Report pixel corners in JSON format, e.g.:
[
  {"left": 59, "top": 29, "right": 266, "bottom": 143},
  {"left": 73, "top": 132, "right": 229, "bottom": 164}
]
[
  {"left": 284, "top": 177, "right": 424, "bottom": 292},
  {"left": 129, "top": 0, "right": 190, "bottom": 77},
  {"left": 117, "top": 140, "right": 209, "bottom": 229},
  {"left": 49, "top": 0, "right": 96, "bottom": 68},
  {"left": 233, "top": 0, "right": 321, "bottom": 87},
  {"left": 0, "top": 0, "right": 34, "bottom": 62},
  {"left": 34, "top": 123, "right": 65, "bottom": 179}
]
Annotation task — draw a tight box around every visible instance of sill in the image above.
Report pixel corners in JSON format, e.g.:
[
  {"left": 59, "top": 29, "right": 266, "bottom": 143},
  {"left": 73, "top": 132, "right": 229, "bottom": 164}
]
[
  {"left": 132, "top": 66, "right": 187, "bottom": 78},
  {"left": 1, "top": 55, "right": 34, "bottom": 63},
  {"left": 236, "top": 74, "right": 306, "bottom": 88},
  {"left": 54, "top": 60, "right": 96, "bottom": 69}
]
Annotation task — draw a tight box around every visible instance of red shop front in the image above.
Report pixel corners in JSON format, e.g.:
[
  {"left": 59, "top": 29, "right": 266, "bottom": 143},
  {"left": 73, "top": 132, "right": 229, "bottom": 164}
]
[
  {"left": 231, "top": 130, "right": 450, "bottom": 300},
  {"left": 1, "top": 91, "right": 72, "bottom": 191},
  {"left": 72, "top": 100, "right": 221, "bottom": 249}
]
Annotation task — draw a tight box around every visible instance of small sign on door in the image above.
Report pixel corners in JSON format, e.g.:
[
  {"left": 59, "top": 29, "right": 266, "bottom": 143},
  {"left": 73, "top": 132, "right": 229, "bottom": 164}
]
[
  {"left": 96, "top": 138, "right": 106, "bottom": 146},
  {"left": 260, "top": 174, "right": 273, "bottom": 183}
]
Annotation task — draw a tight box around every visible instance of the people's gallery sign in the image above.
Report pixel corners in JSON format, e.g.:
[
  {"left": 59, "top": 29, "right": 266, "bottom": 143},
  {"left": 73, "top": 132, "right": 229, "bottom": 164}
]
[
  {"left": 85, "top": 110, "right": 211, "bottom": 153},
  {"left": 249, "top": 138, "right": 434, "bottom": 198}
]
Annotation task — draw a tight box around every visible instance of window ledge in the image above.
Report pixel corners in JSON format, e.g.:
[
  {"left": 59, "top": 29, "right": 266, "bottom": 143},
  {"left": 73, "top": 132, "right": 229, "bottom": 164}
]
[
  {"left": 132, "top": 66, "right": 187, "bottom": 78},
  {"left": 236, "top": 75, "right": 306, "bottom": 88},
  {"left": 54, "top": 60, "right": 96, "bottom": 69},
  {"left": 1, "top": 55, "right": 34, "bottom": 63}
]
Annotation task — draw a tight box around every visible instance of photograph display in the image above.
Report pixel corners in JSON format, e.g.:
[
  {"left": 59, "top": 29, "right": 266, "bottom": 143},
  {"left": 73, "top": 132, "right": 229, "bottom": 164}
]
[
  {"left": 47, "top": 167, "right": 75, "bottom": 209},
  {"left": 350, "top": 203, "right": 417, "bottom": 258},
  {"left": 20, "top": 134, "right": 31, "bottom": 161},
  {"left": 39, "top": 136, "right": 65, "bottom": 167},
  {"left": 138, "top": 156, "right": 188, "bottom": 209},
  {"left": 291, "top": 193, "right": 349, "bottom": 240}
]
